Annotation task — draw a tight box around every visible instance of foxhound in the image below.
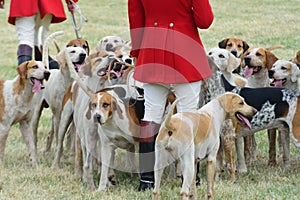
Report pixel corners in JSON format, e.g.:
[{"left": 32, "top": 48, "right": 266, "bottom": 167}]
[
  {"left": 0, "top": 61, "right": 50, "bottom": 166},
  {"left": 153, "top": 93, "right": 256, "bottom": 200}
]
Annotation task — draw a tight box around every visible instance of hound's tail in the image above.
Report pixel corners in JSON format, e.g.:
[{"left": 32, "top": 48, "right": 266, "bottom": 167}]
[
  {"left": 164, "top": 97, "right": 184, "bottom": 130},
  {"left": 42, "top": 31, "right": 64, "bottom": 69},
  {"left": 266, "top": 45, "right": 283, "bottom": 51}
]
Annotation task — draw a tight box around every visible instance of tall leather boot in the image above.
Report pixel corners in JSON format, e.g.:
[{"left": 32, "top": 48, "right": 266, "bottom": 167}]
[
  {"left": 138, "top": 120, "right": 160, "bottom": 191},
  {"left": 17, "top": 44, "right": 32, "bottom": 65},
  {"left": 36, "top": 45, "right": 59, "bottom": 69},
  {"left": 34, "top": 45, "right": 42, "bottom": 61}
]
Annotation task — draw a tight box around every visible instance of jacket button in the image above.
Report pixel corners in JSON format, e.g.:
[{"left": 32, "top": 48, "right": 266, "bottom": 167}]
[
  {"left": 169, "top": 22, "right": 174, "bottom": 28},
  {"left": 154, "top": 22, "right": 158, "bottom": 27}
]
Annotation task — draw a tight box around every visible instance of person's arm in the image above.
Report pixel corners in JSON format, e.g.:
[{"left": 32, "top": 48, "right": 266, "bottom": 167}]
[
  {"left": 0, "top": 0, "right": 4, "bottom": 9},
  {"left": 192, "top": 0, "right": 214, "bottom": 29},
  {"left": 65, "top": 0, "right": 79, "bottom": 13},
  {"left": 128, "top": 0, "right": 145, "bottom": 58}
]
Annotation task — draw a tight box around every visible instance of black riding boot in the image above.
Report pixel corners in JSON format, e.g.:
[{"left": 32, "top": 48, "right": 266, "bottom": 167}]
[
  {"left": 35, "top": 45, "right": 59, "bottom": 69},
  {"left": 17, "top": 44, "right": 32, "bottom": 65},
  {"left": 138, "top": 121, "right": 160, "bottom": 191}
]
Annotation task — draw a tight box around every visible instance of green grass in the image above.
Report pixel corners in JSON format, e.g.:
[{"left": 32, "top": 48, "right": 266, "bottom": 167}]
[{"left": 0, "top": 0, "right": 300, "bottom": 199}]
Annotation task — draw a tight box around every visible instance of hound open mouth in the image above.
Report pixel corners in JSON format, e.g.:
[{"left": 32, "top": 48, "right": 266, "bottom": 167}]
[
  {"left": 109, "top": 62, "right": 125, "bottom": 79},
  {"left": 236, "top": 112, "right": 252, "bottom": 130},
  {"left": 244, "top": 66, "right": 262, "bottom": 78},
  {"left": 31, "top": 77, "right": 44, "bottom": 93},
  {"left": 73, "top": 61, "right": 85, "bottom": 72},
  {"left": 270, "top": 78, "right": 286, "bottom": 87}
]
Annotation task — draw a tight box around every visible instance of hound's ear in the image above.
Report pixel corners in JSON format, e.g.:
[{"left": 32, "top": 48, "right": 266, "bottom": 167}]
[
  {"left": 291, "top": 63, "right": 300, "bottom": 82},
  {"left": 218, "top": 93, "right": 233, "bottom": 112},
  {"left": 112, "top": 98, "right": 123, "bottom": 119},
  {"left": 266, "top": 51, "right": 278, "bottom": 69},
  {"left": 17, "top": 61, "right": 29, "bottom": 79},
  {"left": 85, "top": 40, "right": 90, "bottom": 55},
  {"left": 218, "top": 38, "right": 229, "bottom": 49},
  {"left": 56, "top": 49, "right": 66, "bottom": 65},
  {"left": 85, "top": 102, "right": 92, "bottom": 120},
  {"left": 227, "top": 53, "right": 241, "bottom": 72},
  {"left": 243, "top": 41, "right": 250, "bottom": 52},
  {"left": 240, "top": 51, "right": 248, "bottom": 68}
]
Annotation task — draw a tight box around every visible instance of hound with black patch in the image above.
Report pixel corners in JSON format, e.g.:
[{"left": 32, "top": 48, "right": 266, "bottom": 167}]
[{"left": 222, "top": 75, "right": 300, "bottom": 169}]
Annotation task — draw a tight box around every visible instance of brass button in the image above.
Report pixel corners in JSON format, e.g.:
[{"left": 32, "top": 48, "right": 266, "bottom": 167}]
[
  {"left": 154, "top": 22, "right": 158, "bottom": 27},
  {"left": 169, "top": 22, "right": 174, "bottom": 28}
]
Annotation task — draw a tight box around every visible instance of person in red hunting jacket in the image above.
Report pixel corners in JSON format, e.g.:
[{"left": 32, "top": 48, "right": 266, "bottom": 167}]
[
  {"left": 8, "top": 0, "right": 78, "bottom": 68},
  {"left": 128, "top": 0, "right": 214, "bottom": 191}
]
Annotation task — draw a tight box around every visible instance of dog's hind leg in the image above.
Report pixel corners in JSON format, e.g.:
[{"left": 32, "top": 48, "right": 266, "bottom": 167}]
[
  {"left": 44, "top": 117, "right": 54, "bottom": 153},
  {"left": 52, "top": 109, "right": 73, "bottom": 169},
  {"left": 153, "top": 148, "right": 169, "bottom": 200},
  {"left": 180, "top": 148, "right": 194, "bottom": 200}
]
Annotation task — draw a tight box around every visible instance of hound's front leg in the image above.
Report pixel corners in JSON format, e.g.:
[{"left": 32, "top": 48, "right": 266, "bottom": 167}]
[
  {"left": 206, "top": 157, "right": 216, "bottom": 200},
  {"left": 19, "top": 121, "right": 37, "bottom": 167},
  {"left": 98, "top": 135, "right": 115, "bottom": 191},
  {"left": 235, "top": 137, "right": 247, "bottom": 172}
]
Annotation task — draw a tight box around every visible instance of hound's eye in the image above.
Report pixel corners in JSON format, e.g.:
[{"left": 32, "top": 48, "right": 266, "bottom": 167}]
[
  {"left": 32, "top": 65, "right": 38, "bottom": 69},
  {"left": 237, "top": 44, "right": 242, "bottom": 48},
  {"left": 102, "top": 103, "right": 109, "bottom": 108},
  {"left": 255, "top": 52, "right": 262, "bottom": 56},
  {"left": 70, "top": 50, "right": 76, "bottom": 53},
  {"left": 281, "top": 66, "right": 287, "bottom": 70},
  {"left": 208, "top": 52, "right": 212, "bottom": 55},
  {"left": 82, "top": 45, "right": 88, "bottom": 49},
  {"left": 104, "top": 39, "right": 108, "bottom": 42},
  {"left": 227, "top": 43, "right": 233, "bottom": 47},
  {"left": 73, "top": 44, "right": 77, "bottom": 47},
  {"left": 219, "top": 54, "right": 225, "bottom": 58},
  {"left": 90, "top": 103, "right": 97, "bottom": 109},
  {"left": 239, "top": 101, "right": 244, "bottom": 105},
  {"left": 114, "top": 40, "right": 119, "bottom": 43}
]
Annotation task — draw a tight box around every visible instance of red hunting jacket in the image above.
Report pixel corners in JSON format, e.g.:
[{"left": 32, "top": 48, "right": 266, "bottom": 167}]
[
  {"left": 8, "top": 0, "right": 78, "bottom": 25},
  {"left": 128, "top": 0, "right": 214, "bottom": 84}
]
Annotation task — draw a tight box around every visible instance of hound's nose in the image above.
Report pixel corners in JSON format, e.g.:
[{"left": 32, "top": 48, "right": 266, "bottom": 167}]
[
  {"left": 231, "top": 50, "right": 237, "bottom": 57},
  {"left": 79, "top": 53, "right": 86, "bottom": 61},
  {"left": 268, "top": 70, "right": 275, "bottom": 78},
  {"left": 244, "top": 57, "right": 251, "bottom": 65},
  {"left": 125, "top": 58, "right": 132, "bottom": 64},
  {"left": 94, "top": 113, "right": 101, "bottom": 124},
  {"left": 44, "top": 71, "right": 51, "bottom": 81},
  {"left": 106, "top": 43, "right": 114, "bottom": 51}
]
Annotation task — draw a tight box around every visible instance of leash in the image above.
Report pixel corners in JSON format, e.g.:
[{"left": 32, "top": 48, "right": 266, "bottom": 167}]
[{"left": 69, "top": 0, "right": 88, "bottom": 39}]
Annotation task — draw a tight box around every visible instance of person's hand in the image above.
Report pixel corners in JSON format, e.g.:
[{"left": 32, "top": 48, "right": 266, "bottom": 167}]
[
  {"left": 66, "top": 0, "right": 76, "bottom": 13},
  {"left": 0, "top": 0, "right": 4, "bottom": 9}
]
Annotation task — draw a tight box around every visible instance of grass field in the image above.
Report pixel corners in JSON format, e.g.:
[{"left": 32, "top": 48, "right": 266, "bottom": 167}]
[{"left": 0, "top": 0, "right": 300, "bottom": 199}]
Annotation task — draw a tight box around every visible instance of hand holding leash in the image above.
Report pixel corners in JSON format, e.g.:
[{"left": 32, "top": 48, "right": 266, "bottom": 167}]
[
  {"left": 66, "top": 0, "right": 88, "bottom": 39},
  {"left": 0, "top": 0, "right": 4, "bottom": 9}
]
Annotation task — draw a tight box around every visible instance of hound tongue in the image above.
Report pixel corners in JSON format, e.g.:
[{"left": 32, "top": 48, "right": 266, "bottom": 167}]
[
  {"left": 244, "top": 67, "right": 254, "bottom": 78},
  {"left": 274, "top": 80, "right": 283, "bottom": 87},
  {"left": 75, "top": 63, "right": 84, "bottom": 71},
  {"left": 237, "top": 113, "right": 252, "bottom": 131},
  {"left": 110, "top": 70, "right": 122, "bottom": 78},
  {"left": 32, "top": 79, "right": 42, "bottom": 93}
]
